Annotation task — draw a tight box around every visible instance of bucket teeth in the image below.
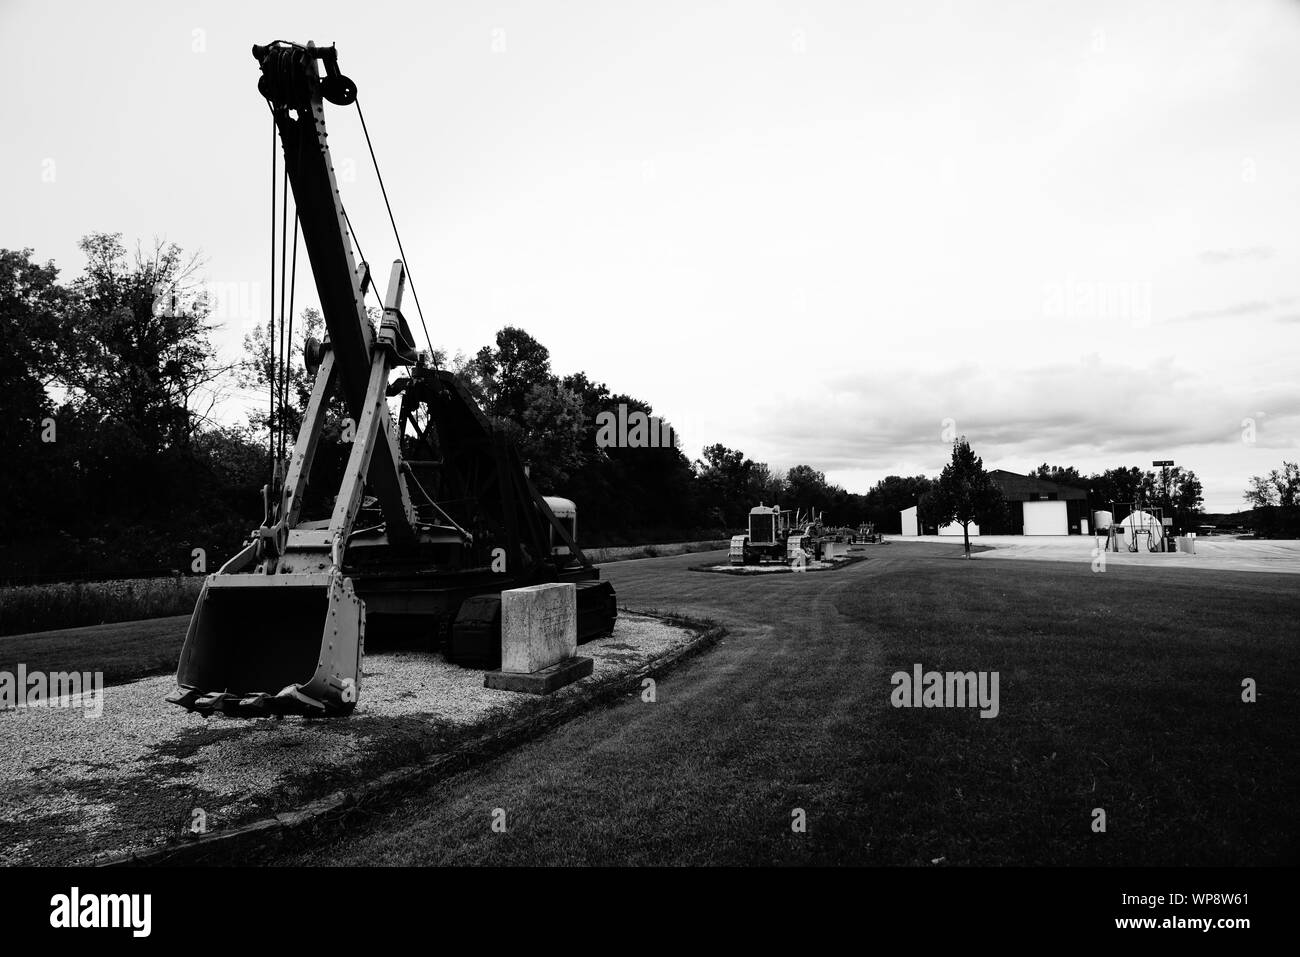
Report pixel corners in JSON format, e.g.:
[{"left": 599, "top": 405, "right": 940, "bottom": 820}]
[
  {"left": 168, "top": 571, "right": 364, "bottom": 719},
  {"left": 166, "top": 684, "right": 344, "bottom": 718},
  {"left": 165, "top": 687, "right": 202, "bottom": 709},
  {"left": 238, "top": 694, "right": 272, "bottom": 714}
]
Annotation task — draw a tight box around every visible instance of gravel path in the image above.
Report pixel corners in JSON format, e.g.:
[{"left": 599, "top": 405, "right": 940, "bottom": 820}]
[
  {"left": 0, "top": 613, "right": 694, "bottom": 865},
  {"left": 695, "top": 556, "right": 860, "bottom": 574}
]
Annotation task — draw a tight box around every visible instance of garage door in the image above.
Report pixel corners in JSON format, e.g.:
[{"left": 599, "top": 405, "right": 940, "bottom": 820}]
[{"left": 1022, "top": 500, "right": 1067, "bottom": 535}]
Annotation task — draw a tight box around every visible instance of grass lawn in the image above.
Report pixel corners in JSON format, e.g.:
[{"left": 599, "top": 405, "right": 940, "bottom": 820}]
[
  {"left": 0, "top": 615, "right": 188, "bottom": 688},
  {"left": 275, "top": 553, "right": 1298, "bottom": 865},
  {"left": 837, "top": 561, "right": 1296, "bottom": 865}
]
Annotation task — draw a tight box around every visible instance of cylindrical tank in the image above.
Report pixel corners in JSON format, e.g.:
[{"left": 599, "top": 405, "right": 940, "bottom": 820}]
[
  {"left": 1119, "top": 510, "right": 1164, "bottom": 549},
  {"left": 1092, "top": 510, "right": 1113, "bottom": 531}
]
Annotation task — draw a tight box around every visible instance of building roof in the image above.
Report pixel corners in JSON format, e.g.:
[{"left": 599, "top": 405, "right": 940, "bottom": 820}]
[{"left": 988, "top": 469, "right": 1087, "bottom": 501}]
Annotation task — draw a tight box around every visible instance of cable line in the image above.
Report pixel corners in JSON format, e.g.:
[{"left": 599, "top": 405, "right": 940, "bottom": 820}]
[
  {"left": 268, "top": 114, "right": 278, "bottom": 481},
  {"left": 355, "top": 97, "right": 432, "bottom": 353}
]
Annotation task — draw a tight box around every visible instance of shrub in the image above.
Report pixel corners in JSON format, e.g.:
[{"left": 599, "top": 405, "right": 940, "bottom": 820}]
[{"left": 0, "top": 576, "right": 204, "bottom": 636}]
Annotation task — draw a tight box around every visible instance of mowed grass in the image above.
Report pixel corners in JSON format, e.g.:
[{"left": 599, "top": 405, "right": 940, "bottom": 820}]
[
  {"left": 846, "top": 561, "right": 1297, "bottom": 865},
  {"left": 281, "top": 557, "right": 1298, "bottom": 866},
  {"left": 0, "top": 615, "right": 189, "bottom": 687}
]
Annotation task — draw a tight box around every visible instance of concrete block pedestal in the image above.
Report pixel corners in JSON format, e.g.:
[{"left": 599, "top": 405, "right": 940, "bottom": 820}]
[
  {"left": 483, "top": 582, "right": 592, "bottom": 695},
  {"left": 484, "top": 656, "right": 593, "bottom": 694}
]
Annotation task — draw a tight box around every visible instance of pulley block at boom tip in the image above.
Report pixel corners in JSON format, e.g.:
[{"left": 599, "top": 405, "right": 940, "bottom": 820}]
[{"left": 253, "top": 40, "right": 357, "bottom": 107}]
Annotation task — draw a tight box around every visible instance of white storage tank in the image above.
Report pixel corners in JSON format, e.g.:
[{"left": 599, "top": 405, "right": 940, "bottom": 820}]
[
  {"left": 1092, "top": 510, "right": 1113, "bottom": 531},
  {"left": 1119, "top": 510, "right": 1165, "bottom": 549}
]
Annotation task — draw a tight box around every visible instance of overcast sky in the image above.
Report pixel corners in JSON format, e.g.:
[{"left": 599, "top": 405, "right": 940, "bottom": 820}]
[{"left": 3, "top": 0, "right": 1298, "bottom": 511}]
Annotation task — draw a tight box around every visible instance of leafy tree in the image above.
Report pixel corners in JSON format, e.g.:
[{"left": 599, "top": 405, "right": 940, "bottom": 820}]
[
  {"left": 1090, "top": 466, "right": 1145, "bottom": 518},
  {"left": 0, "top": 248, "right": 76, "bottom": 549},
  {"left": 477, "top": 326, "right": 552, "bottom": 421},
  {"left": 448, "top": 346, "right": 498, "bottom": 412},
  {"left": 1032, "top": 463, "right": 1089, "bottom": 490},
  {"left": 1243, "top": 461, "right": 1300, "bottom": 538},
  {"left": 59, "top": 233, "right": 227, "bottom": 451},
  {"left": 925, "top": 438, "right": 1005, "bottom": 557},
  {"left": 748, "top": 462, "right": 786, "bottom": 510},
  {"left": 864, "top": 474, "right": 933, "bottom": 533},
  {"left": 1141, "top": 466, "right": 1203, "bottom": 531},
  {"left": 239, "top": 307, "right": 331, "bottom": 448},
  {"left": 1244, "top": 461, "right": 1300, "bottom": 508},
  {"left": 518, "top": 380, "right": 586, "bottom": 491},
  {"left": 695, "top": 444, "right": 756, "bottom": 528},
  {"left": 0, "top": 236, "right": 276, "bottom": 580},
  {"left": 785, "top": 464, "right": 831, "bottom": 517},
  {"left": 450, "top": 330, "right": 709, "bottom": 544}
]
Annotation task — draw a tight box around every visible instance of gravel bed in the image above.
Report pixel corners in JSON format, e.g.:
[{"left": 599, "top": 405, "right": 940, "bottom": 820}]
[
  {"left": 695, "top": 556, "right": 861, "bottom": 574},
  {"left": 0, "top": 613, "right": 696, "bottom": 865}
]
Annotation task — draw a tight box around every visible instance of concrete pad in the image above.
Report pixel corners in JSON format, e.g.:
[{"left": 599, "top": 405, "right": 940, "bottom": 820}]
[
  {"left": 484, "top": 656, "right": 593, "bottom": 695},
  {"left": 501, "top": 582, "right": 576, "bottom": 674},
  {"left": 884, "top": 534, "right": 1300, "bottom": 574}
]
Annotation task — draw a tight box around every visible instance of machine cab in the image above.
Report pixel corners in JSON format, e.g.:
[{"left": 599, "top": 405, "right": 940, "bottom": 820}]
[
  {"left": 543, "top": 496, "right": 578, "bottom": 556},
  {"left": 748, "top": 504, "right": 789, "bottom": 546}
]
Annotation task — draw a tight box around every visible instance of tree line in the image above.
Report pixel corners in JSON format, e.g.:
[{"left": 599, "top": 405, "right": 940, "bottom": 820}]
[
  {"left": 4, "top": 235, "right": 1293, "bottom": 583},
  {"left": 0, "top": 236, "right": 873, "bottom": 582},
  {"left": 1242, "top": 461, "right": 1300, "bottom": 538},
  {"left": 861, "top": 457, "right": 1209, "bottom": 536}
]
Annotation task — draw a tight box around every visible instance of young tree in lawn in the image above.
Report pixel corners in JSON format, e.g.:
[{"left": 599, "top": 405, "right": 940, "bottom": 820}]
[{"left": 927, "top": 437, "right": 1005, "bottom": 558}]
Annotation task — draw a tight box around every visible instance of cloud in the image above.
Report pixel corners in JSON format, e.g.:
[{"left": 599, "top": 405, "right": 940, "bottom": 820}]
[
  {"left": 1168, "top": 300, "right": 1272, "bottom": 323},
  {"left": 734, "top": 359, "right": 1300, "bottom": 482},
  {"left": 1197, "top": 247, "right": 1274, "bottom": 265}
]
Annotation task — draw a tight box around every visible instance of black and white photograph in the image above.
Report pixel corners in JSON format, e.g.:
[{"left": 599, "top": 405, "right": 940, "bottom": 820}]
[{"left": 0, "top": 0, "right": 1294, "bottom": 940}]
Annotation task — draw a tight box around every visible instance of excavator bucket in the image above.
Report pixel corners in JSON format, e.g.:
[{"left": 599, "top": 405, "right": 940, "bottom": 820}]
[{"left": 167, "top": 571, "right": 364, "bottom": 718}]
